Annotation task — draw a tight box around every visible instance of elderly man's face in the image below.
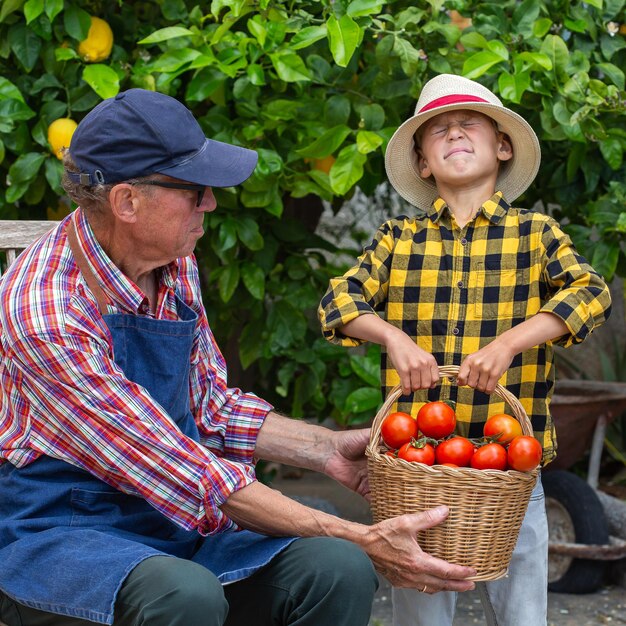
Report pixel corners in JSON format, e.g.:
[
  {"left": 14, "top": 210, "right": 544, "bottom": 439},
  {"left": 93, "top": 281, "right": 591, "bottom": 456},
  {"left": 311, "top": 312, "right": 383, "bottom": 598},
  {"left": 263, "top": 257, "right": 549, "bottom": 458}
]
[{"left": 132, "top": 176, "right": 217, "bottom": 263}]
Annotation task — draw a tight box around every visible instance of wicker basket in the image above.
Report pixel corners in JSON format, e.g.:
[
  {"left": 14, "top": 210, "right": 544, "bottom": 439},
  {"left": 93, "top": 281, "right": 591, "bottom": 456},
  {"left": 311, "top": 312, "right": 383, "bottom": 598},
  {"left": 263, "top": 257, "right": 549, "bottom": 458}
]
[{"left": 366, "top": 365, "right": 539, "bottom": 581}]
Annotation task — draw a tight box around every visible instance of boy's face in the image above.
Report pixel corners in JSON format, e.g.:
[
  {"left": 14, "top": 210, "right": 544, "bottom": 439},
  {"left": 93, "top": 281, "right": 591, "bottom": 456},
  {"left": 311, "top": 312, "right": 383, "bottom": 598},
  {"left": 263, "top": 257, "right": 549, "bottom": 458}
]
[{"left": 416, "top": 110, "right": 512, "bottom": 193}]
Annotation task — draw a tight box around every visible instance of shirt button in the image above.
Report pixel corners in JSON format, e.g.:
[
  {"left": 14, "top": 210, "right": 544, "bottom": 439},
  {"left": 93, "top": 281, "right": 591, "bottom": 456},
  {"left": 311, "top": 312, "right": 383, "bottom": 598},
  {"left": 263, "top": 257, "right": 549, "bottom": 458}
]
[
  {"left": 452, "top": 327, "right": 460, "bottom": 335},
  {"left": 460, "top": 238, "right": 468, "bottom": 245},
  {"left": 457, "top": 281, "right": 464, "bottom": 288}
]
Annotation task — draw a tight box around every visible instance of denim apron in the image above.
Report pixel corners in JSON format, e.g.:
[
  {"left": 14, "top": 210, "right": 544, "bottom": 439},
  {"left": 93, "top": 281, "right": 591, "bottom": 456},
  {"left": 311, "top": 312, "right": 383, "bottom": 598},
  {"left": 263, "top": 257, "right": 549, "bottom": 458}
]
[{"left": 0, "top": 219, "right": 295, "bottom": 624}]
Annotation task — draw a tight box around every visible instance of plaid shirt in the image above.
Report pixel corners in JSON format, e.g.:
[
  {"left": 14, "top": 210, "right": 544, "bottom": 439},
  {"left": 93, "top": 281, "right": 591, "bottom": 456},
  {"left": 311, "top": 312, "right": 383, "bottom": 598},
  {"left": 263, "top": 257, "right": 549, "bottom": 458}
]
[
  {"left": 319, "top": 193, "right": 611, "bottom": 462},
  {"left": 0, "top": 209, "right": 272, "bottom": 535}
]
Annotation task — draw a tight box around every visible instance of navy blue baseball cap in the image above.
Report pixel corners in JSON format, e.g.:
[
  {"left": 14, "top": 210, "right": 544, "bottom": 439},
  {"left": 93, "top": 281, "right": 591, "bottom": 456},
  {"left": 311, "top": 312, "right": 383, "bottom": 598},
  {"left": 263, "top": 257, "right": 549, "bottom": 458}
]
[{"left": 67, "top": 88, "right": 258, "bottom": 187}]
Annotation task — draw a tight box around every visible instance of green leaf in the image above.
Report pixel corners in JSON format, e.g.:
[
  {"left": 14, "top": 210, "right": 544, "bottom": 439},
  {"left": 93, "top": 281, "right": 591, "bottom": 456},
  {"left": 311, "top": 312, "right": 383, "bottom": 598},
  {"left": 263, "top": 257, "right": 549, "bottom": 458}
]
[
  {"left": 532, "top": 18, "right": 553, "bottom": 38},
  {"left": 599, "top": 137, "right": 623, "bottom": 170},
  {"left": 355, "top": 102, "right": 385, "bottom": 130},
  {"left": 63, "top": 3, "right": 91, "bottom": 41},
  {"left": 268, "top": 300, "right": 307, "bottom": 350},
  {"left": 512, "top": 0, "right": 541, "bottom": 37},
  {"left": 296, "top": 125, "right": 352, "bottom": 158},
  {"left": 150, "top": 48, "right": 201, "bottom": 72},
  {"left": 325, "top": 95, "right": 351, "bottom": 126},
  {"left": 290, "top": 25, "right": 327, "bottom": 50},
  {"left": 513, "top": 51, "right": 552, "bottom": 72},
  {"left": 591, "top": 240, "right": 619, "bottom": 281},
  {"left": 138, "top": 26, "right": 194, "bottom": 44},
  {"left": 55, "top": 47, "right": 78, "bottom": 61},
  {"left": 44, "top": 0, "right": 63, "bottom": 22},
  {"left": 596, "top": 62, "right": 625, "bottom": 90},
  {"left": 347, "top": 0, "right": 385, "bottom": 17},
  {"left": 241, "top": 262, "right": 265, "bottom": 299},
  {"left": 218, "top": 219, "right": 238, "bottom": 251},
  {"left": 0, "top": 139, "right": 5, "bottom": 166},
  {"left": 269, "top": 51, "right": 311, "bottom": 82},
  {"left": 329, "top": 144, "right": 367, "bottom": 195},
  {"left": 24, "top": 0, "right": 44, "bottom": 24},
  {"left": 584, "top": 0, "right": 603, "bottom": 7},
  {"left": 8, "top": 23, "right": 42, "bottom": 72},
  {"left": 540, "top": 35, "right": 569, "bottom": 78},
  {"left": 8, "top": 151, "right": 46, "bottom": 184},
  {"left": 498, "top": 71, "right": 530, "bottom": 103},
  {"left": 356, "top": 130, "right": 383, "bottom": 154},
  {"left": 462, "top": 50, "right": 505, "bottom": 79},
  {"left": 459, "top": 31, "right": 490, "bottom": 50},
  {"left": 327, "top": 14, "right": 362, "bottom": 68},
  {"left": 0, "top": 77, "right": 25, "bottom": 102},
  {"left": 0, "top": 0, "right": 24, "bottom": 23},
  {"left": 345, "top": 386, "right": 382, "bottom": 413},
  {"left": 82, "top": 64, "right": 120, "bottom": 99},
  {"left": 349, "top": 353, "right": 380, "bottom": 386},
  {"left": 239, "top": 322, "right": 263, "bottom": 370},
  {"left": 393, "top": 36, "right": 421, "bottom": 76},
  {"left": 236, "top": 218, "right": 264, "bottom": 250},
  {"left": 44, "top": 156, "right": 64, "bottom": 192},
  {"left": 218, "top": 263, "right": 240, "bottom": 302},
  {"left": 186, "top": 68, "right": 226, "bottom": 102},
  {"left": 0, "top": 97, "right": 35, "bottom": 122}
]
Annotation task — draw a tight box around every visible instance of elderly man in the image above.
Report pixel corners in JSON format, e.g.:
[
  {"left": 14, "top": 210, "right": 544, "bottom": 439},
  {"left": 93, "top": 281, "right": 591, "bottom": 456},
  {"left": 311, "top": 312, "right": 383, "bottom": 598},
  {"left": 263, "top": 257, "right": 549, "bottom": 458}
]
[{"left": 0, "top": 89, "right": 475, "bottom": 626}]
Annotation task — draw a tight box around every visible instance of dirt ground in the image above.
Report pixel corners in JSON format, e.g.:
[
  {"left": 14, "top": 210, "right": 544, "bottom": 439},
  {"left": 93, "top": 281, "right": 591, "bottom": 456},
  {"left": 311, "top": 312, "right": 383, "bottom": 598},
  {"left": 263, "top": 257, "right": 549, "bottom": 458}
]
[{"left": 270, "top": 468, "right": 626, "bottom": 626}]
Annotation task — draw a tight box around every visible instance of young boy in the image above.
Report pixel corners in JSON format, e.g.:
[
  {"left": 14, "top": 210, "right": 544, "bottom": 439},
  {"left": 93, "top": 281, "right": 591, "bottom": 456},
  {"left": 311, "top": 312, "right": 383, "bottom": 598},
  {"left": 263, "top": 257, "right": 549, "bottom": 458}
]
[{"left": 318, "top": 74, "right": 612, "bottom": 625}]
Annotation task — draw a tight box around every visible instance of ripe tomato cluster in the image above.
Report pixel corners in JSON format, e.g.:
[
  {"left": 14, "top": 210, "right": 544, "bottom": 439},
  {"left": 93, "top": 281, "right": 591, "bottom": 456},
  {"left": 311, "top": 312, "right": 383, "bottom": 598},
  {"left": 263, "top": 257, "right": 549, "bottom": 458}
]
[{"left": 380, "top": 403, "right": 542, "bottom": 472}]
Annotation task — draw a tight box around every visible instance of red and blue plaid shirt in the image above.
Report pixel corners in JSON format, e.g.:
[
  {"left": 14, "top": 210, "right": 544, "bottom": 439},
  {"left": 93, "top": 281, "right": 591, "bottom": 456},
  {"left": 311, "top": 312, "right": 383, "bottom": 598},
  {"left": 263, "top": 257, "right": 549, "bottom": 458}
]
[{"left": 0, "top": 209, "right": 272, "bottom": 535}]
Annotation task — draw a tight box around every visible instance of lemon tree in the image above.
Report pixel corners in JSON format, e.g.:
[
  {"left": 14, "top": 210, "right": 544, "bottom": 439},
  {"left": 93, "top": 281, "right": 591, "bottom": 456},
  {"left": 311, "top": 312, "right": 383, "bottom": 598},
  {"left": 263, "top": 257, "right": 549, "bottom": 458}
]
[{"left": 0, "top": 0, "right": 624, "bottom": 426}]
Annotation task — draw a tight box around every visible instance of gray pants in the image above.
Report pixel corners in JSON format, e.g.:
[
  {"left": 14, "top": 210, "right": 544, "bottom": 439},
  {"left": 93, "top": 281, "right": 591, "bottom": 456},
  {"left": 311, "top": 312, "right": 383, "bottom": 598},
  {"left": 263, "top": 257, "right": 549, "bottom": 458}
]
[{"left": 0, "top": 537, "right": 378, "bottom": 626}]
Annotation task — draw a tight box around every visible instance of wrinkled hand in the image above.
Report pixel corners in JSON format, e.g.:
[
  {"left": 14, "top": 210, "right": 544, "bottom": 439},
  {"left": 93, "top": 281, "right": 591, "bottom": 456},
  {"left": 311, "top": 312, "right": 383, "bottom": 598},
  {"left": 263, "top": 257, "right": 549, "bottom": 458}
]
[
  {"left": 324, "top": 428, "right": 371, "bottom": 500},
  {"left": 457, "top": 338, "right": 515, "bottom": 394},
  {"left": 386, "top": 328, "right": 439, "bottom": 394},
  {"left": 363, "top": 506, "right": 476, "bottom": 592}
]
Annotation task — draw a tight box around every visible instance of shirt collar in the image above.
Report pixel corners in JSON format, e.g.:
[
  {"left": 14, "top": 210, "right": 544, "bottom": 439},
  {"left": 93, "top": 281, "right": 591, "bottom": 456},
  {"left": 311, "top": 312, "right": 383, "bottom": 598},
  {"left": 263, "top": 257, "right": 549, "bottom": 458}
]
[
  {"left": 72, "top": 208, "right": 178, "bottom": 314},
  {"left": 427, "top": 191, "right": 510, "bottom": 225}
]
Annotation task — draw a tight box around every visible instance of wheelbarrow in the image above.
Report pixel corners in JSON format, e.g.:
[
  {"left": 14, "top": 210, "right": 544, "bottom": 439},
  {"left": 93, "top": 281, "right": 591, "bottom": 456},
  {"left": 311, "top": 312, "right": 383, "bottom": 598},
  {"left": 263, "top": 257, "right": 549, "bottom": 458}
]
[{"left": 542, "top": 379, "right": 626, "bottom": 594}]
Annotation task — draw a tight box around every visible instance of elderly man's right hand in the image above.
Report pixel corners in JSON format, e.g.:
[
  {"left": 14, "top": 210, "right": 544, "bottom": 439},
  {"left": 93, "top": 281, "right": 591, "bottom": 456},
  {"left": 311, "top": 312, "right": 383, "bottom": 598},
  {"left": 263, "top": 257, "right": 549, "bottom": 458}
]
[{"left": 360, "top": 505, "right": 476, "bottom": 593}]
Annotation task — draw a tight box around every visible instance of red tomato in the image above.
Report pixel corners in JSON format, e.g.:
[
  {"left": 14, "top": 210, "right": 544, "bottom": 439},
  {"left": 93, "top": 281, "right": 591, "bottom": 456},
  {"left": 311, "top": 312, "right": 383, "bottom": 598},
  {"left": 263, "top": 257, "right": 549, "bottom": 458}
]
[
  {"left": 435, "top": 436, "right": 475, "bottom": 467},
  {"left": 507, "top": 436, "right": 543, "bottom": 471},
  {"left": 484, "top": 414, "right": 523, "bottom": 444},
  {"left": 384, "top": 450, "right": 397, "bottom": 458},
  {"left": 470, "top": 443, "right": 508, "bottom": 470},
  {"left": 416, "top": 401, "right": 456, "bottom": 439},
  {"left": 397, "top": 441, "right": 435, "bottom": 465},
  {"left": 381, "top": 411, "right": 418, "bottom": 449}
]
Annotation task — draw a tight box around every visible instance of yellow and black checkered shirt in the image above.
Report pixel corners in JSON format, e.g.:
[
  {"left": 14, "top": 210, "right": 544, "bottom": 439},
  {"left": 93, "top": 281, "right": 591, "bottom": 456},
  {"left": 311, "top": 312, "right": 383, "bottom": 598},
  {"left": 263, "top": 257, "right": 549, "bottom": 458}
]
[{"left": 319, "top": 193, "right": 612, "bottom": 462}]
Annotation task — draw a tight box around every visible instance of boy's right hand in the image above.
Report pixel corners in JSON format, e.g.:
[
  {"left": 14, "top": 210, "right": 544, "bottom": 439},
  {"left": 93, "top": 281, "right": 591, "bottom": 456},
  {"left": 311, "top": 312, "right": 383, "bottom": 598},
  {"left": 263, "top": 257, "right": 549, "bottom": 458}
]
[
  {"left": 385, "top": 327, "right": 439, "bottom": 393},
  {"left": 361, "top": 505, "right": 476, "bottom": 592}
]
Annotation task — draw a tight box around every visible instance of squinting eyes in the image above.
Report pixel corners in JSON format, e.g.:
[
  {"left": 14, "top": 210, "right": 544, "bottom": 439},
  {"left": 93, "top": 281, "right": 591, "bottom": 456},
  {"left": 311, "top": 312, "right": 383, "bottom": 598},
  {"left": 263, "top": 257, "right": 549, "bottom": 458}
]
[{"left": 430, "top": 121, "right": 481, "bottom": 134}]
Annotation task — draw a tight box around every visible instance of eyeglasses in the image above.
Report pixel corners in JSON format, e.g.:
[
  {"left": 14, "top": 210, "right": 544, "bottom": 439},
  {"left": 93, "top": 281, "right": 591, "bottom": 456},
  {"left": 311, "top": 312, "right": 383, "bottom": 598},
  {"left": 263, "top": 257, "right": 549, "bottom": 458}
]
[{"left": 131, "top": 181, "right": 206, "bottom": 207}]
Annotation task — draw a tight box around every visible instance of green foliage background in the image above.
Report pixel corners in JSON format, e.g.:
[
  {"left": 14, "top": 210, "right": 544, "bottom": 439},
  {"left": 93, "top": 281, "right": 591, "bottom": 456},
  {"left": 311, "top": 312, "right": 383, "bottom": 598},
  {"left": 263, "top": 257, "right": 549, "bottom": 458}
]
[{"left": 1, "top": 0, "right": 625, "bottom": 426}]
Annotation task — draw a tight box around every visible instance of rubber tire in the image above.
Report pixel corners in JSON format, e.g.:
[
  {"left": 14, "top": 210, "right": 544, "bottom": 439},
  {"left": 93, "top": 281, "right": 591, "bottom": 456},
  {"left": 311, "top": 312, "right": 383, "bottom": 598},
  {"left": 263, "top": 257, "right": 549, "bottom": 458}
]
[{"left": 542, "top": 470, "right": 609, "bottom": 594}]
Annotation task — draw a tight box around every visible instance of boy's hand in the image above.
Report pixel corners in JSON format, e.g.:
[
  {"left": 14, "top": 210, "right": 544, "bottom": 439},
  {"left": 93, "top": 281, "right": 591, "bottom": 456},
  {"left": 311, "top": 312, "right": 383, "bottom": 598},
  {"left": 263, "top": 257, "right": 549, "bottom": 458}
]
[
  {"left": 386, "top": 328, "right": 439, "bottom": 394},
  {"left": 457, "top": 339, "right": 515, "bottom": 393}
]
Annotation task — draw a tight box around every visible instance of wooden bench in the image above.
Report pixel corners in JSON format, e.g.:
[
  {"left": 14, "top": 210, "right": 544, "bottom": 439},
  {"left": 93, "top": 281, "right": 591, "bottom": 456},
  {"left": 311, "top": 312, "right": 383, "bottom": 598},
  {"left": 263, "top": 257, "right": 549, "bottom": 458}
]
[{"left": 0, "top": 220, "right": 60, "bottom": 276}]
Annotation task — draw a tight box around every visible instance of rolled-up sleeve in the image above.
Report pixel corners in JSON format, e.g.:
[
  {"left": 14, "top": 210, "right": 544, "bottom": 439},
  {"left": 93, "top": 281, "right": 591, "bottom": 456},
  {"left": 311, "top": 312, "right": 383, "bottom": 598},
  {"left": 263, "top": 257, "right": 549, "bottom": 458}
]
[
  {"left": 539, "top": 218, "right": 612, "bottom": 347},
  {"left": 319, "top": 221, "right": 396, "bottom": 346}
]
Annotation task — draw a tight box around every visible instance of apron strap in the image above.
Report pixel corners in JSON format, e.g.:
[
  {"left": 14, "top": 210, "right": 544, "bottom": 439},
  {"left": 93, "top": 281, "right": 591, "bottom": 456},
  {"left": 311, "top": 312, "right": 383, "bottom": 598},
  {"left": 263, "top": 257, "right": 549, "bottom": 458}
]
[{"left": 66, "top": 214, "right": 111, "bottom": 316}]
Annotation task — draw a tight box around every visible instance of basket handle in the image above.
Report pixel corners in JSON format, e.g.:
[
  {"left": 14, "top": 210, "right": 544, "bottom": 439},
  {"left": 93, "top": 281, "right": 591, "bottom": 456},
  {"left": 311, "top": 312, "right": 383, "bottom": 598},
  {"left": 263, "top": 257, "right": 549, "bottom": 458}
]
[{"left": 367, "top": 365, "right": 534, "bottom": 451}]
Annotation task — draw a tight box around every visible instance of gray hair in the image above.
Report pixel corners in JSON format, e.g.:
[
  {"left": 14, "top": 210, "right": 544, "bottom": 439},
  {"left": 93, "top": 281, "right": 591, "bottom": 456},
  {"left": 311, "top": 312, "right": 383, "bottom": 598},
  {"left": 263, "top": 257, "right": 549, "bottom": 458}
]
[{"left": 61, "top": 151, "right": 158, "bottom": 216}]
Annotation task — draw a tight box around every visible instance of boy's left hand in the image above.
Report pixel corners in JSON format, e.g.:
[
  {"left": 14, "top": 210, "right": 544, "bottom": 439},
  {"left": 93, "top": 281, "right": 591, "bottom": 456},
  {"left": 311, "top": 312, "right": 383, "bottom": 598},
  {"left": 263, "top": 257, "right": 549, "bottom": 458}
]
[{"left": 457, "top": 338, "right": 515, "bottom": 393}]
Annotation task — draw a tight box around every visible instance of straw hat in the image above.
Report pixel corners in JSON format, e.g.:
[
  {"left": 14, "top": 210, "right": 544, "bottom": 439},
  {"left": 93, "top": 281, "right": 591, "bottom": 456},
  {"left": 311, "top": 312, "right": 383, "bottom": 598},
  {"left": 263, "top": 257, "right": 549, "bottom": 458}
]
[{"left": 385, "top": 74, "right": 541, "bottom": 210}]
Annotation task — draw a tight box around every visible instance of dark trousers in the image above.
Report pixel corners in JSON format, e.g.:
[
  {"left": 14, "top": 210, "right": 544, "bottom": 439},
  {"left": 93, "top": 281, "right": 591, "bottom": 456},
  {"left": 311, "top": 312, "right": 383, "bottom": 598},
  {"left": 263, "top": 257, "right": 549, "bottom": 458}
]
[{"left": 0, "top": 537, "right": 378, "bottom": 626}]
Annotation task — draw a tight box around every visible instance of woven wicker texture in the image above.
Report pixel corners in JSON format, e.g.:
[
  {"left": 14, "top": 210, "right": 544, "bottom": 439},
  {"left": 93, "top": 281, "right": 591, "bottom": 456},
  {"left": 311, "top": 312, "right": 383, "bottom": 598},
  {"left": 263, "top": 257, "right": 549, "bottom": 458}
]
[{"left": 366, "top": 365, "right": 538, "bottom": 581}]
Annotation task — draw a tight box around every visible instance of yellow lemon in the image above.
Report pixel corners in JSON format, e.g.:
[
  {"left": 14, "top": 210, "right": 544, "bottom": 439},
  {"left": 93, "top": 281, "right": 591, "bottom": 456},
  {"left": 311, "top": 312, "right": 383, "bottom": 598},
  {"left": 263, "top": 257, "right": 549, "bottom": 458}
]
[
  {"left": 47, "top": 118, "right": 78, "bottom": 159},
  {"left": 78, "top": 16, "right": 114, "bottom": 63}
]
